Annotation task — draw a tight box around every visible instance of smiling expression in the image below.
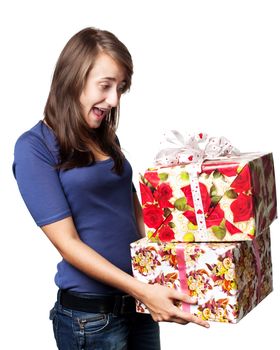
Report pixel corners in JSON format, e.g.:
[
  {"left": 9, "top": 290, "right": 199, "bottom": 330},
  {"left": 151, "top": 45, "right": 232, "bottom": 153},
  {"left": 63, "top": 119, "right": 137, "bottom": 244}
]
[{"left": 79, "top": 53, "right": 127, "bottom": 129}]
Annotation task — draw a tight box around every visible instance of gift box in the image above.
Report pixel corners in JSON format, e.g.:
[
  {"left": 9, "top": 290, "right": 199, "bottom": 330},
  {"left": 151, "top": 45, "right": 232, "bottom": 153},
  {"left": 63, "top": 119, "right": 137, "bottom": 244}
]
[
  {"left": 140, "top": 152, "right": 277, "bottom": 242},
  {"left": 130, "top": 227, "right": 273, "bottom": 323}
]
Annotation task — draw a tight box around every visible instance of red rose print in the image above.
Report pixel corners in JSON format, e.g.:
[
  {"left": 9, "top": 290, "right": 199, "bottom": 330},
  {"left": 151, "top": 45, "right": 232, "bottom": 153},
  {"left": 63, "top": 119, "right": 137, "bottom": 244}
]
[
  {"left": 231, "top": 165, "right": 251, "bottom": 193},
  {"left": 144, "top": 171, "right": 160, "bottom": 188},
  {"left": 153, "top": 183, "right": 174, "bottom": 208},
  {"left": 164, "top": 213, "right": 173, "bottom": 224},
  {"left": 154, "top": 183, "right": 173, "bottom": 200},
  {"left": 225, "top": 220, "right": 242, "bottom": 235},
  {"left": 181, "top": 182, "right": 211, "bottom": 213},
  {"left": 139, "top": 182, "right": 154, "bottom": 205},
  {"left": 142, "top": 204, "right": 164, "bottom": 228},
  {"left": 202, "top": 162, "right": 239, "bottom": 176},
  {"left": 158, "top": 225, "right": 175, "bottom": 242},
  {"left": 218, "top": 164, "right": 239, "bottom": 177},
  {"left": 230, "top": 193, "right": 253, "bottom": 222},
  {"left": 156, "top": 212, "right": 174, "bottom": 229},
  {"left": 183, "top": 204, "right": 225, "bottom": 228},
  {"left": 183, "top": 210, "right": 197, "bottom": 225},
  {"left": 206, "top": 204, "right": 225, "bottom": 228}
]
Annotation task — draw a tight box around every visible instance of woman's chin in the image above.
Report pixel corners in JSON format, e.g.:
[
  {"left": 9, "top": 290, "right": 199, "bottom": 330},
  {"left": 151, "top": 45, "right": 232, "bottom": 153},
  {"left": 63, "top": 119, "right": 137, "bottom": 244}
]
[{"left": 86, "top": 116, "right": 104, "bottom": 129}]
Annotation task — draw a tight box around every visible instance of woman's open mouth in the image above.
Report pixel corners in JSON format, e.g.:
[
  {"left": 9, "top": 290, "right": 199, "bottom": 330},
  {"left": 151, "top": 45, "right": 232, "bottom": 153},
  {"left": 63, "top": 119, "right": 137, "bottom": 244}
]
[{"left": 91, "top": 107, "right": 108, "bottom": 120}]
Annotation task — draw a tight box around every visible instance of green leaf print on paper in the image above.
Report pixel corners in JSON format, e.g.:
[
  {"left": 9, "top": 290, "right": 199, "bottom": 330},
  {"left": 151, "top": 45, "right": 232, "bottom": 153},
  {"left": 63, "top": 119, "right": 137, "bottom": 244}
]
[
  {"left": 213, "top": 170, "right": 223, "bottom": 179},
  {"left": 174, "top": 197, "right": 188, "bottom": 211},
  {"left": 212, "top": 225, "right": 226, "bottom": 240},
  {"left": 211, "top": 195, "right": 222, "bottom": 205},
  {"left": 180, "top": 171, "right": 190, "bottom": 181},
  {"left": 210, "top": 184, "right": 217, "bottom": 196},
  {"left": 225, "top": 189, "right": 238, "bottom": 199},
  {"left": 183, "top": 232, "right": 195, "bottom": 242},
  {"left": 159, "top": 173, "right": 169, "bottom": 181},
  {"left": 164, "top": 208, "right": 172, "bottom": 217}
]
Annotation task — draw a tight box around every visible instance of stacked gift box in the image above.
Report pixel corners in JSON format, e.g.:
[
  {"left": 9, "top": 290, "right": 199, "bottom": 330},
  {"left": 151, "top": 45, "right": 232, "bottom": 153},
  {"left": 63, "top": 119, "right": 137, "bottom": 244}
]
[{"left": 130, "top": 137, "right": 277, "bottom": 323}]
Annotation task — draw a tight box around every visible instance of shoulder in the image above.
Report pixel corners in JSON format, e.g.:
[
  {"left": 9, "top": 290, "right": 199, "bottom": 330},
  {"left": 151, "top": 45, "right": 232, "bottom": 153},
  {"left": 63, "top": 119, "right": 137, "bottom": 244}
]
[
  {"left": 15, "top": 120, "right": 52, "bottom": 145},
  {"left": 14, "top": 121, "right": 58, "bottom": 164}
]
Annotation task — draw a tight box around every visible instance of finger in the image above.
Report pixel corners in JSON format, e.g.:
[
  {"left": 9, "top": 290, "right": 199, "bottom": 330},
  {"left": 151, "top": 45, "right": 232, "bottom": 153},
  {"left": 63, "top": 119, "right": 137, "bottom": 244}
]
[
  {"left": 175, "top": 309, "right": 210, "bottom": 328},
  {"left": 189, "top": 314, "right": 210, "bottom": 328},
  {"left": 168, "top": 317, "right": 190, "bottom": 325},
  {"left": 170, "top": 289, "right": 198, "bottom": 304},
  {"left": 183, "top": 294, "right": 198, "bottom": 304},
  {"left": 151, "top": 311, "right": 189, "bottom": 325}
]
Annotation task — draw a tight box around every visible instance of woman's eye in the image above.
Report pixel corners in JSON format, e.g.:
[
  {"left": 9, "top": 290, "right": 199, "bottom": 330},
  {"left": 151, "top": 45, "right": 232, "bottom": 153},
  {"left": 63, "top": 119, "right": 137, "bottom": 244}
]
[
  {"left": 100, "top": 84, "right": 110, "bottom": 90},
  {"left": 118, "top": 84, "right": 127, "bottom": 93}
]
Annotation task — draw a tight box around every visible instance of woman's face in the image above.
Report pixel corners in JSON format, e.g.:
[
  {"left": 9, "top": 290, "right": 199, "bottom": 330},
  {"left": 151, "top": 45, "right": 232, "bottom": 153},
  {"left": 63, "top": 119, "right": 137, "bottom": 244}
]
[{"left": 80, "top": 53, "right": 127, "bottom": 129}]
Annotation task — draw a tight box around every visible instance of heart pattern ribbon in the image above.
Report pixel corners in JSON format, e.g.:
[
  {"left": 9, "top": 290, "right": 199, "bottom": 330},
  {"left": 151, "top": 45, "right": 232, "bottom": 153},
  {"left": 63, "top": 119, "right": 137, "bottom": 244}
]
[{"left": 154, "top": 131, "right": 240, "bottom": 167}]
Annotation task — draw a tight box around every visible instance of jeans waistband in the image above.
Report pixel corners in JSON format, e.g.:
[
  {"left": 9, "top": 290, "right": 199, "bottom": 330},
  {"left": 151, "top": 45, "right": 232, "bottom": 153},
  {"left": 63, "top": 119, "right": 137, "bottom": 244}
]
[{"left": 58, "top": 289, "right": 136, "bottom": 316}]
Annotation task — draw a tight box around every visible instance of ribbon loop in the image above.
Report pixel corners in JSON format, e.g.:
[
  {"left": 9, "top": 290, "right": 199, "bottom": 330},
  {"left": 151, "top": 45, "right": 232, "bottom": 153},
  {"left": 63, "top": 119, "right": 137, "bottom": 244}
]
[
  {"left": 154, "top": 131, "right": 240, "bottom": 240},
  {"left": 155, "top": 131, "right": 239, "bottom": 167}
]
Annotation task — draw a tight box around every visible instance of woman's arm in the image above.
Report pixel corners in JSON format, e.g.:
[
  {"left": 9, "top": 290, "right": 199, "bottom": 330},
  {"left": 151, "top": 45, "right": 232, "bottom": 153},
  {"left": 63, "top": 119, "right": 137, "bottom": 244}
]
[
  {"left": 132, "top": 191, "right": 146, "bottom": 238},
  {"left": 41, "top": 216, "right": 209, "bottom": 327}
]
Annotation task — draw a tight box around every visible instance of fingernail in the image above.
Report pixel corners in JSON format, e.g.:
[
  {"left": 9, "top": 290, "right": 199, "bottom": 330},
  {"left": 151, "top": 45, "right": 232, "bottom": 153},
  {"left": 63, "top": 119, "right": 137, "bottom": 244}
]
[{"left": 189, "top": 297, "right": 197, "bottom": 303}]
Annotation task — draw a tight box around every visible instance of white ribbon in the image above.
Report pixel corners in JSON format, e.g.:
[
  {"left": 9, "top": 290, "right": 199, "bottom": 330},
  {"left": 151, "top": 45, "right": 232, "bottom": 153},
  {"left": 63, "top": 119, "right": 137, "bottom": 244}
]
[
  {"left": 154, "top": 131, "right": 240, "bottom": 167},
  {"left": 154, "top": 131, "right": 239, "bottom": 241}
]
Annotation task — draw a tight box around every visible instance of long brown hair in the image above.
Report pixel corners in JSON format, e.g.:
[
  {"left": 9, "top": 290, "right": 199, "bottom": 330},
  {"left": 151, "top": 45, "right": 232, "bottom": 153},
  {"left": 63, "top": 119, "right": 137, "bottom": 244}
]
[{"left": 44, "top": 27, "right": 133, "bottom": 174}]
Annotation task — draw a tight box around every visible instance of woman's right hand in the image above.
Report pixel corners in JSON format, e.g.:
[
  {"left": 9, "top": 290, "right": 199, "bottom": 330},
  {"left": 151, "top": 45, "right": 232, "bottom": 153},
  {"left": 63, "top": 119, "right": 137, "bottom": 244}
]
[
  {"left": 138, "top": 283, "right": 210, "bottom": 328},
  {"left": 41, "top": 217, "right": 210, "bottom": 328}
]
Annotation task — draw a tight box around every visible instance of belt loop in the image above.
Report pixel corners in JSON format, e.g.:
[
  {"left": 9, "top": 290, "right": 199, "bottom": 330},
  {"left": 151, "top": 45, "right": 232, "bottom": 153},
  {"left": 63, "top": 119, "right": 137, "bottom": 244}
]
[
  {"left": 120, "top": 295, "right": 135, "bottom": 315},
  {"left": 120, "top": 295, "right": 127, "bottom": 315},
  {"left": 113, "top": 295, "right": 122, "bottom": 316},
  {"left": 57, "top": 289, "right": 62, "bottom": 304}
]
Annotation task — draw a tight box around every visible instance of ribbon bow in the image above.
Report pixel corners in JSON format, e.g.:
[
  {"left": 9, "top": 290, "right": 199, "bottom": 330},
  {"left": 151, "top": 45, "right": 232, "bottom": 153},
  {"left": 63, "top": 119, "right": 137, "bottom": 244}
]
[
  {"left": 154, "top": 131, "right": 239, "bottom": 167},
  {"left": 154, "top": 131, "right": 239, "bottom": 241}
]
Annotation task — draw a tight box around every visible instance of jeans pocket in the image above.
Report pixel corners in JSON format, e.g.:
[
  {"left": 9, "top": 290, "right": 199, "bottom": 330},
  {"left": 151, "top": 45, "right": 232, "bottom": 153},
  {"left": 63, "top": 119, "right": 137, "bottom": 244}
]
[{"left": 75, "top": 312, "right": 110, "bottom": 335}]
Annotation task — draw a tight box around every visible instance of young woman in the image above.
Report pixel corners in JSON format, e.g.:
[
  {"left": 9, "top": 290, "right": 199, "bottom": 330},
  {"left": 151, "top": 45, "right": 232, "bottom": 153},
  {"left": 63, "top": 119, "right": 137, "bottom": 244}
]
[{"left": 13, "top": 27, "right": 209, "bottom": 350}]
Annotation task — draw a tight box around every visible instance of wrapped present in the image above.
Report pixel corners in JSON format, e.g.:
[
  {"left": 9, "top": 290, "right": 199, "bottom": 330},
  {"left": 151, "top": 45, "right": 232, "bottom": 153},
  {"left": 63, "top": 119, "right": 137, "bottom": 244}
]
[
  {"left": 130, "top": 227, "right": 273, "bottom": 323},
  {"left": 140, "top": 149, "right": 277, "bottom": 242}
]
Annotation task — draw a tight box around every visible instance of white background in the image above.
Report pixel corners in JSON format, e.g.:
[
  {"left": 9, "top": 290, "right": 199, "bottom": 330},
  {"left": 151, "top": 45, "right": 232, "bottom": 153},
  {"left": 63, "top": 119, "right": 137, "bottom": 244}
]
[{"left": 1, "top": 1, "right": 279, "bottom": 349}]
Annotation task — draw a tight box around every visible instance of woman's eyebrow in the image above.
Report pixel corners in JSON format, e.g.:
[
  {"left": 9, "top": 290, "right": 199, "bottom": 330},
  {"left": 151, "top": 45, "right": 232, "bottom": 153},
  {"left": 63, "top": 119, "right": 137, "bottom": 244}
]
[
  {"left": 99, "top": 77, "right": 126, "bottom": 83},
  {"left": 99, "top": 77, "right": 116, "bottom": 80}
]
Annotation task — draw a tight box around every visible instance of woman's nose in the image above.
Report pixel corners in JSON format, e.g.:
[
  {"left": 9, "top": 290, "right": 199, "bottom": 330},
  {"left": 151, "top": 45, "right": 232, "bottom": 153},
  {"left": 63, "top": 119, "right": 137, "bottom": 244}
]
[{"left": 105, "top": 88, "right": 120, "bottom": 107}]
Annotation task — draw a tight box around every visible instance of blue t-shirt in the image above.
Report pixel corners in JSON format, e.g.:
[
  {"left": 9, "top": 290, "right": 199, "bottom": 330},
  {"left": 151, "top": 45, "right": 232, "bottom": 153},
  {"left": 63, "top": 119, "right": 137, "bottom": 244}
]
[{"left": 13, "top": 121, "right": 139, "bottom": 294}]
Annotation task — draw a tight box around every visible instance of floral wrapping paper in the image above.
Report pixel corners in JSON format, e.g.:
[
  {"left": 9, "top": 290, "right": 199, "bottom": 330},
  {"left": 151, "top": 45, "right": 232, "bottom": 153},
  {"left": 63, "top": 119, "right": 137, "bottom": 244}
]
[
  {"left": 130, "top": 228, "right": 273, "bottom": 323},
  {"left": 140, "top": 152, "right": 277, "bottom": 242}
]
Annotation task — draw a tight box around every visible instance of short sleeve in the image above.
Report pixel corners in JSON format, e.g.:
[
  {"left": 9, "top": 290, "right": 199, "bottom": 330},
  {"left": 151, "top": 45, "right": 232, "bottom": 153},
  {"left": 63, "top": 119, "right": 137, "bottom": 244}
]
[{"left": 13, "top": 132, "right": 72, "bottom": 227}]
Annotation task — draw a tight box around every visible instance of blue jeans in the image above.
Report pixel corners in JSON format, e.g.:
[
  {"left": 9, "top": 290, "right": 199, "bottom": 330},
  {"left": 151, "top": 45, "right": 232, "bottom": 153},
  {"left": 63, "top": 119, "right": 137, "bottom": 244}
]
[{"left": 49, "top": 299, "right": 160, "bottom": 350}]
